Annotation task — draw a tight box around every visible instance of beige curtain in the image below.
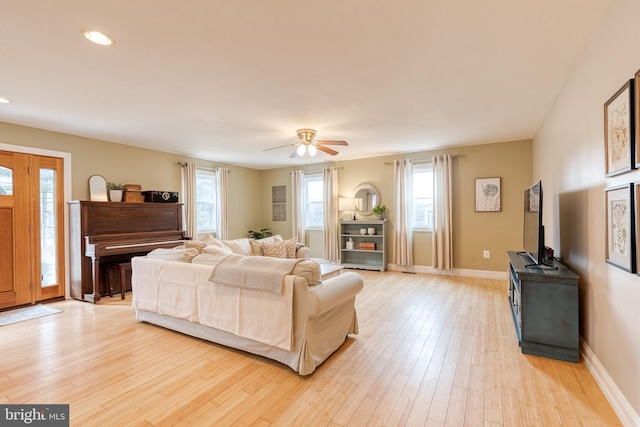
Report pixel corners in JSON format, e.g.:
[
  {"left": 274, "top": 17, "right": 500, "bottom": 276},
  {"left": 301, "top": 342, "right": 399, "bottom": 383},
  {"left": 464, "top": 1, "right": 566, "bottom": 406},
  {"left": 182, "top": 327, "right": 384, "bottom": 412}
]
[
  {"left": 432, "top": 154, "right": 453, "bottom": 269},
  {"left": 215, "top": 167, "right": 230, "bottom": 240},
  {"left": 393, "top": 159, "right": 413, "bottom": 267},
  {"left": 182, "top": 162, "right": 197, "bottom": 239},
  {"left": 323, "top": 167, "right": 340, "bottom": 261},
  {"left": 291, "top": 170, "right": 305, "bottom": 245}
]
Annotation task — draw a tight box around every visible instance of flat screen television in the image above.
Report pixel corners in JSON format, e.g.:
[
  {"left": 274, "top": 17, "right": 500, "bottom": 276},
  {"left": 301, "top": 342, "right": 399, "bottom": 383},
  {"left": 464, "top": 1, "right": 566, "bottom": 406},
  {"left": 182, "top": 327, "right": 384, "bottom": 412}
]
[{"left": 523, "top": 180, "right": 545, "bottom": 265}]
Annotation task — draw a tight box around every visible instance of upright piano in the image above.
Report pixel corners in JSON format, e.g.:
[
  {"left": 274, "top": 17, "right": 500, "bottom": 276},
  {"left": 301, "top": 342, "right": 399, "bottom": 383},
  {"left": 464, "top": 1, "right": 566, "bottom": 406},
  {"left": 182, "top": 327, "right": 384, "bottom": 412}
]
[{"left": 69, "top": 201, "right": 185, "bottom": 303}]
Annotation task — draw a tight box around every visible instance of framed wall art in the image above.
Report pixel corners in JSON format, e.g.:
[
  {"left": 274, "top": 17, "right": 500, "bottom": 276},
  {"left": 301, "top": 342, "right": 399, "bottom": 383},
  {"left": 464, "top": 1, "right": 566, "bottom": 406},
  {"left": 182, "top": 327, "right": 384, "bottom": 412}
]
[
  {"left": 634, "top": 70, "right": 640, "bottom": 168},
  {"left": 475, "top": 177, "right": 501, "bottom": 212},
  {"left": 604, "top": 79, "right": 635, "bottom": 177},
  {"left": 605, "top": 183, "right": 635, "bottom": 272}
]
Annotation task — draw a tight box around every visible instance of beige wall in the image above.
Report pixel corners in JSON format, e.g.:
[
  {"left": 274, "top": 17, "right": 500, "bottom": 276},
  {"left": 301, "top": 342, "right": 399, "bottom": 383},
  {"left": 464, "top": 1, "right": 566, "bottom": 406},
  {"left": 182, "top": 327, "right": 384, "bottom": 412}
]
[
  {"left": 258, "top": 139, "right": 532, "bottom": 270},
  {"left": 0, "top": 121, "right": 262, "bottom": 239},
  {"left": 534, "top": 0, "right": 640, "bottom": 421}
]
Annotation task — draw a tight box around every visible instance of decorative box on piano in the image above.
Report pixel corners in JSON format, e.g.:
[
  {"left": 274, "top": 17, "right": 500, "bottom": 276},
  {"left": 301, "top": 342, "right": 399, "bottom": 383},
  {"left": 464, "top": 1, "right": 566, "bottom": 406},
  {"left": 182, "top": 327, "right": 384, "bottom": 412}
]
[
  {"left": 360, "top": 242, "right": 376, "bottom": 250},
  {"left": 124, "top": 184, "right": 144, "bottom": 203},
  {"left": 143, "top": 191, "right": 179, "bottom": 203}
]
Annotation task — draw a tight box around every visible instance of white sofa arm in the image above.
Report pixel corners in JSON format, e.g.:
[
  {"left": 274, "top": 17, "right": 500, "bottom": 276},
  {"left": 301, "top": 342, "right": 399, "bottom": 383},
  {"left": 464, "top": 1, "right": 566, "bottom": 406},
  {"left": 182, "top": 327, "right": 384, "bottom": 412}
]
[
  {"left": 296, "top": 244, "right": 311, "bottom": 259},
  {"left": 306, "top": 272, "right": 364, "bottom": 316}
]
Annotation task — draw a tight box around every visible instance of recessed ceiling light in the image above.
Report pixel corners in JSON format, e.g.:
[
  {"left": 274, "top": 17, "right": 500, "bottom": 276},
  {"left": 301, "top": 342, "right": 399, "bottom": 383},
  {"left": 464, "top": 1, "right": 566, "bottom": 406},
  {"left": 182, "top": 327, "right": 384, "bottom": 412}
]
[
  {"left": 82, "top": 30, "right": 114, "bottom": 46},
  {"left": 0, "top": 97, "right": 12, "bottom": 104}
]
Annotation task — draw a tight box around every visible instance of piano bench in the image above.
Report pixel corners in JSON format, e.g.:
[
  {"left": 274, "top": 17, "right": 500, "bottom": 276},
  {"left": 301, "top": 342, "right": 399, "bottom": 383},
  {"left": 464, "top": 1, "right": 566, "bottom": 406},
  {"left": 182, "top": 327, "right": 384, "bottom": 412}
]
[{"left": 107, "top": 262, "right": 132, "bottom": 300}]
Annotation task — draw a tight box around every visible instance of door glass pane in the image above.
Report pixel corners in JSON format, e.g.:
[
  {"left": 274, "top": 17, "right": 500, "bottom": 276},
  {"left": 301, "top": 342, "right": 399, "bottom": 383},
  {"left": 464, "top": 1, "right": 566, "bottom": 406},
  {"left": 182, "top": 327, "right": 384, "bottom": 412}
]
[
  {"left": 0, "top": 166, "right": 12, "bottom": 195},
  {"left": 40, "top": 168, "right": 56, "bottom": 287}
]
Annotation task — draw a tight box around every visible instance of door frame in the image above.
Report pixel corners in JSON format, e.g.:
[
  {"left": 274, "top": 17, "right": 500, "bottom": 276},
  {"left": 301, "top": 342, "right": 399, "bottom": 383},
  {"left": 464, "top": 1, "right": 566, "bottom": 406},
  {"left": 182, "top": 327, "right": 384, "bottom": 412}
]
[{"left": 0, "top": 142, "right": 72, "bottom": 299}]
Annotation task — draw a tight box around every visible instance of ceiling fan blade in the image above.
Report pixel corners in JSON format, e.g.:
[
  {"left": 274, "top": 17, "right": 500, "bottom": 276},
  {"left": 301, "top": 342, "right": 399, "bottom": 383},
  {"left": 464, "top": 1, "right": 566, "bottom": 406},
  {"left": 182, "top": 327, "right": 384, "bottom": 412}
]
[
  {"left": 316, "top": 145, "right": 339, "bottom": 155},
  {"left": 264, "top": 143, "right": 296, "bottom": 152},
  {"left": 316, "top": 140, "right": 348, "bottom": 146}
]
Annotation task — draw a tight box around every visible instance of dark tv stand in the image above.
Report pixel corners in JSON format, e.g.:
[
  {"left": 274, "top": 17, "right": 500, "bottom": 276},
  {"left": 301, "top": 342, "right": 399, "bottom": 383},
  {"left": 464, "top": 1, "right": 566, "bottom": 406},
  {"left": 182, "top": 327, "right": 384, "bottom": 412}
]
[{"left": 507, "top": 251, "right": 579, "bottom": 362}]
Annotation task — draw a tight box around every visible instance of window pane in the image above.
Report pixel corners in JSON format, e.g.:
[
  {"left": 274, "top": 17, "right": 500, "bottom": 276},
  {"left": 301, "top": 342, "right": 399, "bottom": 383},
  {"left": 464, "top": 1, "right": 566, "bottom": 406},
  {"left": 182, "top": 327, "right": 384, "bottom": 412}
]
[
  {"left": 305, "top": 175, "right": 324, "bottom": 228},
  {"left": 412, "top": 166, "right": 433, "bottom": 229},
  {"left": 40, "top": 168, "right": 57, "bottom": 286},
  {"left": 0, "top": 166, "right": 12, "bottom": 195},
  {"left": 196, "top": 170, "right": 216, "bottom": 232}
]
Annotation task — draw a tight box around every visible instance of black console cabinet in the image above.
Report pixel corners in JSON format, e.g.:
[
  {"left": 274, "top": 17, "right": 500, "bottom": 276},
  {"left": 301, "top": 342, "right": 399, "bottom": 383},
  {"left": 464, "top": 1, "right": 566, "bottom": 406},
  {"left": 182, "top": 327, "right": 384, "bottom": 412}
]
[{"left": 507, "top": 251, "right": 580, "bottom": 362}]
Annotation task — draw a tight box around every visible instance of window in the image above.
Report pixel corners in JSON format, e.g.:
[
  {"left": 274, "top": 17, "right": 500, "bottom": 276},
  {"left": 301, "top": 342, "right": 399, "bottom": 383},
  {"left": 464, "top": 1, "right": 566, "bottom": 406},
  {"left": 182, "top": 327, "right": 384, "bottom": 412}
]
[
  {"left": 0, "top": 166, "right": 12, "bottom": 195},
  {"left": 412, "top": 163, "right": 433, "bottom": 230},
  {"left": 196, "top": 168, "right": 217, "bottom": 233},
  {"left": 304, "top": 173, "right": 324, "bottom": 229}
]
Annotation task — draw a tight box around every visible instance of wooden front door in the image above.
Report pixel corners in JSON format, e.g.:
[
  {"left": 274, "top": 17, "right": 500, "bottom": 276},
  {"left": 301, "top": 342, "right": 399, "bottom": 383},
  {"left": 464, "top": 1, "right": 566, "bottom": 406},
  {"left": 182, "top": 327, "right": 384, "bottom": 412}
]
[{"left": 0, "top": 151, "right": 65, "bottom": 309}]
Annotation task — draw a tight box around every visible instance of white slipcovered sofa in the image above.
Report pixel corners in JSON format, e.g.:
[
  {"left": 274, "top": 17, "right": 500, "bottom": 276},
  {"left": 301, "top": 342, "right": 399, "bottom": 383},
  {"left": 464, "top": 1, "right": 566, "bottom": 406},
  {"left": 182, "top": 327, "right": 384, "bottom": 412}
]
[{"left": 131, "top": 236, "right": 364, "bottom": 375}]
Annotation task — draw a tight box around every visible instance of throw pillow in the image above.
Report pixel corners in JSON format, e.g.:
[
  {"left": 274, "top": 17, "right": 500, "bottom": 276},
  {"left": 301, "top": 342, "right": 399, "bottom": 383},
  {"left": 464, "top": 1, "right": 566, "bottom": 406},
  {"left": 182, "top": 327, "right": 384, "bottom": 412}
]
[
  {"left": 183, "top": 240, "right": 208, "bottom": 253},
  {"left": 262, "top": 239, "right": 286, "bottom": 258},
  {"left": 284, "top": 238, "right": 297, "bottom": 258},
  {"left": 249, "top": 235, "right": 283, "bottom": 256},
  {"left": 202, "top": 245, "right": 233, "bottom": 256},
  {"left": 222, "top": 238, "right": 253, "bottom": 256}
]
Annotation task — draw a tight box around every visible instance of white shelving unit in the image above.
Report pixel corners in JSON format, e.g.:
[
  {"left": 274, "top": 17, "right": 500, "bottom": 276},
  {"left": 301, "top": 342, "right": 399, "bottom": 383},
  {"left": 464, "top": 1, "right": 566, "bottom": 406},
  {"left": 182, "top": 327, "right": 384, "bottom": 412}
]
[{"left": 339, "top": 219, "right": 388, "bottom": 272}]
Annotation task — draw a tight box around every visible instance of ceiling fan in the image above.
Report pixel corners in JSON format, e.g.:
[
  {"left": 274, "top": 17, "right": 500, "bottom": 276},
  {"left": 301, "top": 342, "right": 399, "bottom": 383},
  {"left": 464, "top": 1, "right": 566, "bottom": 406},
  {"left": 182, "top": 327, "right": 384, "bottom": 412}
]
[{"left": 265, "top": 128, "right": 348, "bottom": 158}]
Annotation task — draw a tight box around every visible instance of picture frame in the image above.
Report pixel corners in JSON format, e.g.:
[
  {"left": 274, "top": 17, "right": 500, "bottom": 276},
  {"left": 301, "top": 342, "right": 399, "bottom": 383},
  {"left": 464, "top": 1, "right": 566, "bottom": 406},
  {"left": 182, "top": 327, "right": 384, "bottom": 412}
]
[
  {"left": 634, "top": 70, "right": 640, "bottom": 168},
  {"left": 604, "top": 79, "right": 635, "bottom": 177},
  {"left": 634, "top": 182, "right": 640, "bottom": 274},
  {"left": 475, "top": 177, "right": 501, "bottom": 212},
  {"left": 605, "top": 184, "right": 635, "bottom": 272}
]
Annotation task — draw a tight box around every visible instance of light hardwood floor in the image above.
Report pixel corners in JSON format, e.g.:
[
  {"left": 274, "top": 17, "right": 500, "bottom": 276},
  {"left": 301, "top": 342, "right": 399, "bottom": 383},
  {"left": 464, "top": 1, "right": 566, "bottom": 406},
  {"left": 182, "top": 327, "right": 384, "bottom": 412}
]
[{"left": 0, "top": 271, "right": 622, "bottom": 426}]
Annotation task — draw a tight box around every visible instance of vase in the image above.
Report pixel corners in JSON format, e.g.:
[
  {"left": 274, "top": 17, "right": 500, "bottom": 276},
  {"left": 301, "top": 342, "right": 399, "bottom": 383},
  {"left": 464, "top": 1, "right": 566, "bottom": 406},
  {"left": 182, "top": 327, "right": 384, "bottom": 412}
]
[
  {"left": 368, "top": 228, "right": 376, "bottom": 235},
  {"left": 360, "top": 228, "right": 367, "bottom": 235},
  {"left": 376, "top": 213, "right": 383, "bottom": 220},
  {"left": 109, "top": 189, "right": 123, "bottom": 202}
]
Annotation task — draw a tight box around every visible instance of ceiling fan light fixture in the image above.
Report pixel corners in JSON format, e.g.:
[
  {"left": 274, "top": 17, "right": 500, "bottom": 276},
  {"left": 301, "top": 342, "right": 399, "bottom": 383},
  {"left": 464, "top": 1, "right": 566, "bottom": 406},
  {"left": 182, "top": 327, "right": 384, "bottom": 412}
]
[
  {"left": 308, "top": 144, "right": 317, "bottom": 157},
  {"left": 82, "top": 30, "right": 114, "bottom": 46},
  {"left": 296, "top": 144, "right": 307, "bottom": 156},
  {"left": 0, "top": 97, "right": 12, "bottom": 104}
]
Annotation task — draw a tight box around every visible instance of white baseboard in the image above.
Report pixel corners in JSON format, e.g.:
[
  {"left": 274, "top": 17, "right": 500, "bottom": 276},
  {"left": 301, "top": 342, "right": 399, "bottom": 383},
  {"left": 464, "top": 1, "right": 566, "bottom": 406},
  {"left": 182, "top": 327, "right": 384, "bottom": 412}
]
[{"left": 580, "top": 337, "right": 640, "bottom": 427}]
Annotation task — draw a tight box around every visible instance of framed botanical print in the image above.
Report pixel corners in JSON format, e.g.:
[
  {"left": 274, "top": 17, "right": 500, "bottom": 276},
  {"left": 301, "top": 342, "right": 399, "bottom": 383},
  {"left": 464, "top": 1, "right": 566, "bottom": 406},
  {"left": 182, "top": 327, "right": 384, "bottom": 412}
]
[
  {"left": 475, "top": 177, "right": 501, "bottom": 212},
  {"left": 604, "top": 79, "right": 635, "bottom": 177},
  {"left": 605, "top": 184, "right": 635, "bottom": 272},
  {"left": 634, "top": 70, "right": 640, "bottom": 168}
]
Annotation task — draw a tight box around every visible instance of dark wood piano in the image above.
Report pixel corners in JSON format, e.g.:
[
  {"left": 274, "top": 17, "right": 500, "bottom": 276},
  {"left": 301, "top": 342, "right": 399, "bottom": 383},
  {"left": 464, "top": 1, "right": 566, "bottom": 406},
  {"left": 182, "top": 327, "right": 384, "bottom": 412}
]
[{"left": 69, "top": 201, "right": 185, "bottom": 303}]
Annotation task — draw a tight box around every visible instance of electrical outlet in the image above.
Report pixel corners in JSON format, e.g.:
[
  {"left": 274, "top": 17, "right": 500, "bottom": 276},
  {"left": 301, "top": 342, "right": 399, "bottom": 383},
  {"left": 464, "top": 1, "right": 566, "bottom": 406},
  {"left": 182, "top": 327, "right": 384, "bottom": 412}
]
[{"left": 483, "top": 250, "right": 490, "bottom": 259}]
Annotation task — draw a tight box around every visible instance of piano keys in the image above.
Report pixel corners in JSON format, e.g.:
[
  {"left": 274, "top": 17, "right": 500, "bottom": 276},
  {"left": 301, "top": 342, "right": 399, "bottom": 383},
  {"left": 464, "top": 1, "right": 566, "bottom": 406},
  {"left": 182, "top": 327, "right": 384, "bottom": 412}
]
[{"left": 69, "top": 201, "right": 185, "bottom": 303}]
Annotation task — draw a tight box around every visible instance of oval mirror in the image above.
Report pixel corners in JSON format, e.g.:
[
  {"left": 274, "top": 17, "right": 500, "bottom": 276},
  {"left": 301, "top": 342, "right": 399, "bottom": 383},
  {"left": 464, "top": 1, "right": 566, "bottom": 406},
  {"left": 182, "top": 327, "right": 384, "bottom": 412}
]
[{"left": 353, "top": 183, "right": 380, "bottom": 216}]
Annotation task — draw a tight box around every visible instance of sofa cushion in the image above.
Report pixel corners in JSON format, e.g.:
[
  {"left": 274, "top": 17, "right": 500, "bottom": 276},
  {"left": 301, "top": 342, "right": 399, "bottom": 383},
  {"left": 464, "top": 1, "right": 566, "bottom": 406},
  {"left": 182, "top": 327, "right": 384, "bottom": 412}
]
[
  {"left": 292, "top": 260, "right": 322, "bottom": 286},
  {"left": 262, "top": 239, "right": 286, "bottom": 258},
  {"left": 147, "top": 247, "right": 199, "bottom": 263},
  {"left": 249, "top": 235, "right": 283, "bottom": 256}
]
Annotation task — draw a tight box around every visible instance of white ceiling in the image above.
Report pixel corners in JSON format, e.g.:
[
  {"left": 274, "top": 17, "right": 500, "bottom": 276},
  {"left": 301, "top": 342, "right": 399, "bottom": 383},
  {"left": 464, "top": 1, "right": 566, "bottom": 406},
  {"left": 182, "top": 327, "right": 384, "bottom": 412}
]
[{"left": 0, "top": 0, "right": 612, "bottom": 170}]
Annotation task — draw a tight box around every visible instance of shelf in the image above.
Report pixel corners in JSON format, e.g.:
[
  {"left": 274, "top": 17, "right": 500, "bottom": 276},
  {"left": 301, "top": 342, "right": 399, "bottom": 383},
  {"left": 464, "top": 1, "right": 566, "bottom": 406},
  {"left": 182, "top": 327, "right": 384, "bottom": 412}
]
[{"left": 340, "top": 219, "right": 387, "bottom": 272}]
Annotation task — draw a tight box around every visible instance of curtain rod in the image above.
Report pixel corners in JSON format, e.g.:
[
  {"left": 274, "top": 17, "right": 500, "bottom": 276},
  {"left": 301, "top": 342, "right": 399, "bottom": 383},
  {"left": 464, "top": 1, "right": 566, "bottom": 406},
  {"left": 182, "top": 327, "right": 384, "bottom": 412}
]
[
  {"left": 177, "top": 162, "right": 230, "bottom": 173},
  {"left": 289, "top": 166, "right": 344, "bottom": 174},
  {"left": 383, "top": 154, "right": 462, "bottom": 165}
]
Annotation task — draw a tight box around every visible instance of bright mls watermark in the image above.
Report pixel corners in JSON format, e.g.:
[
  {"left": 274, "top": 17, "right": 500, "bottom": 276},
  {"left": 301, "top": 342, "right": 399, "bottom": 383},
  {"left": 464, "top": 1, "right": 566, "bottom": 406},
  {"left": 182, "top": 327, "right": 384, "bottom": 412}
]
[{"left": 0, "top": 405, "right": 69, "bottom": 426}]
